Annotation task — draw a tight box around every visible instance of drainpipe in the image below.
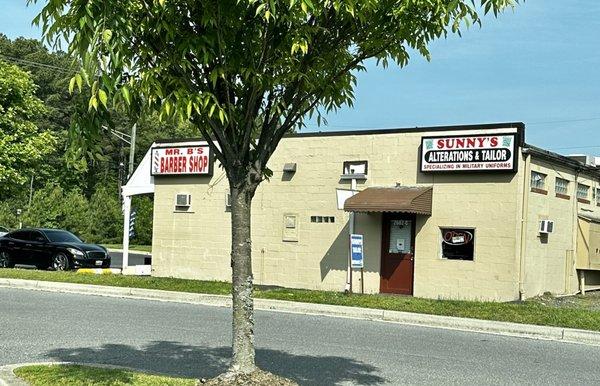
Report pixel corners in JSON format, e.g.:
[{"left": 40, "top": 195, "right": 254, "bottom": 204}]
[
  {"left": 518, "top": 148, "right": 531, "bottom": 301},
  {"left": 572, "top": 169, "right": 581, "bottom": 294}
]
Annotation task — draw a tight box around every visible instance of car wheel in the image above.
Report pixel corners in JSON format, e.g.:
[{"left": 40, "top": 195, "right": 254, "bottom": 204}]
[
  {"left": 0, "top": 251, "right": 14, "bottom": 268},
  {"left": 51, "top": 252, "right": 70, "bottom": 271}
]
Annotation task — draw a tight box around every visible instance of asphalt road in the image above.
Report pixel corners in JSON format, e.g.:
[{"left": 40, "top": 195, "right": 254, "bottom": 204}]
[{"left": 1, "top": 288, "right": 599, "bottom": 385}]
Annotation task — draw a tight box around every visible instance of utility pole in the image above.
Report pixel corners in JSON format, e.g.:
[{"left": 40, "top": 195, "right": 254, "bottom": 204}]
[
  {"left": 28, "top": 175, "right": 34, "bottom": 206},
  {"left": 128, "top": 123, "right": 137, "bottom": 178}
]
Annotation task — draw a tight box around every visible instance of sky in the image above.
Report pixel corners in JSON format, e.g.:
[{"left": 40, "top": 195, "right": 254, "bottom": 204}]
[{"left": 1, "top": 1, "right": 599, "bottom": 155}]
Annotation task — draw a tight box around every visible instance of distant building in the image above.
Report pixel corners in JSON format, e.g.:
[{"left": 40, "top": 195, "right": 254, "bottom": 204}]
[{"left": 128, "top": 122, "right": 600, "bottom": 301}]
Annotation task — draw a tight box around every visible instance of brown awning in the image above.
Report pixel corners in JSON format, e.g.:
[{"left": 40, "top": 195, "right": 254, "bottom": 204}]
[{"left": 344, "top": 186, "right": 433, "bottom": 215}]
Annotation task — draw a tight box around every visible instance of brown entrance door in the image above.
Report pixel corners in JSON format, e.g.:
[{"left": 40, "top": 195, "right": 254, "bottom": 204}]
[{"left": 380, "top": 213, "right": 415, "bottom": 295}]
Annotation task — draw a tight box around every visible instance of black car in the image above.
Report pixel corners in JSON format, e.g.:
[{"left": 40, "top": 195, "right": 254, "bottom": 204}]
[{"left": 0, "top": 228, "right": 111, "bottom": 270}]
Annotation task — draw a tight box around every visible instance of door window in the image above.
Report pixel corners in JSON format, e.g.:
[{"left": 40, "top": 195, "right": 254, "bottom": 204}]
[
  {"left": 10, "top": 230, "right": 30, "bottom": 241},
  {"left": 30, "top": 231, "right": 46, "bottom": 242},
  {"left": 388, "top": 219, "right": 412, "bottom": 253}
]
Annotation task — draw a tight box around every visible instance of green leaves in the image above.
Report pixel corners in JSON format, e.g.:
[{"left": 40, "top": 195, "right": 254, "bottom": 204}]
[
  {"left": 102, "top": 29, "right": 113, "bottom": 45},
  {"left": 98, "top": 89, "right": 108, "bottom": 108},
  {"left": 0, "top": 60, "right": 55, "bottom": 195},
  {"left": 68, "top": 73, "right": 83, "bottom": 94}
]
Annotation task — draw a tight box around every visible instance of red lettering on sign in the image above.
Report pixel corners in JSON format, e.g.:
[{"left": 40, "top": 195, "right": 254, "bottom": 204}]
[{"left": 490, "top": 137, "right": 498, "bottom": 147}]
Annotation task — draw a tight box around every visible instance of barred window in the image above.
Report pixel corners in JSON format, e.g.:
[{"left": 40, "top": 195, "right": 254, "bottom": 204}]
[
  {"left": 555, "top": 178, "right": 569, "bottom": 196},
  {"left": 531, "top": 171, "right": 546, "bottom": 190},
  {"left": 577, "top": 183, "right": 590, "bottom": 200}
]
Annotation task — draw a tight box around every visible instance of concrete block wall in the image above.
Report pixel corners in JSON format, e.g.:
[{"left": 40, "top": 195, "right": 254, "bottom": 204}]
[
  {"left": 152, "top": 126, "right": 528, "bottom": 301},
  {"left": 523, "top": 158, "right": 600, "bottom": 297}
]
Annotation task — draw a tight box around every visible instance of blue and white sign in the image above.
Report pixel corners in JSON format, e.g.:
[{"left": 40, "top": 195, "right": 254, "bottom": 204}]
[{"left": 350, "top": 234, "right": 364, "bottom": 269}]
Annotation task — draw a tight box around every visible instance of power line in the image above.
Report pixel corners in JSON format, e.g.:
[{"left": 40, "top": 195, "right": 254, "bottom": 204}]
[
  {"left": 527, "top": 117, "right": 600, "bottom": 125},
  {"left": 0, "top": 54, "right": 74, "bottom": 74}
]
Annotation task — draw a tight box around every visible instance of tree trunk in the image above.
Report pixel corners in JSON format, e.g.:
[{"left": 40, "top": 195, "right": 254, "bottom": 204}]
[{"left": 229, "top": 184, "right": 257, "bottom": 374}]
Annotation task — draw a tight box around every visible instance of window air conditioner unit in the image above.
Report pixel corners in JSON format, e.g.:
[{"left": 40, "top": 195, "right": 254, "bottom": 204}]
[
  {"left": 539, "top": 220, "right": 554, "bottom": 234},
  {"left": 176, "top": 193, "right": 192, "bottom": 207}
]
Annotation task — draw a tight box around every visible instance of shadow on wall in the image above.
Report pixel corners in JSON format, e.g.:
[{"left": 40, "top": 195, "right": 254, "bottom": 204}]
[
  {"left": 320, "top": 222, "right": 350, "bottom": 281},
  {"left": 43, "top": 341, "right": 386, "bottom": 385},
  {"left": 320, "top": 214, "right": 383, "bottom": 284}
]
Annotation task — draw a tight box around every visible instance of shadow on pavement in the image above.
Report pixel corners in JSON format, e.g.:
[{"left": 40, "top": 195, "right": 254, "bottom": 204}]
[{"left": 44, "top": 341, "right": 386, "bottom": 385}]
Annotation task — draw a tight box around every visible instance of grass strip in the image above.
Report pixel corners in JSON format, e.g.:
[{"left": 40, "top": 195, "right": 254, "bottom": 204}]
[
  {"left": 13, "top": 364, "right": 195, "bottom": 386},
  {"left": 1, "top": 268, "right": 599, "bottom": 331}
]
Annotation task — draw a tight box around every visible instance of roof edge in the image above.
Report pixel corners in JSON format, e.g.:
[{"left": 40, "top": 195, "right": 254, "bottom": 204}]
[
  {"left": 525, "top": 144, "right": 600, "bottom": 177},
  {"left": 287, "top": 122, "right": 525, "bottom": 138}
]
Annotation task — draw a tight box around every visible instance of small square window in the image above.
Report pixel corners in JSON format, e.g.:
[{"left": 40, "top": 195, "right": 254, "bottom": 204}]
[
  {"left": 311, "top": 215, "right": 335, "bottom": 223},
  {"left": 530, "top": 171, "right": 546, "bottom": 190},
  {"left": 343, "top": 160, "right": 368, "bottom": 175}
]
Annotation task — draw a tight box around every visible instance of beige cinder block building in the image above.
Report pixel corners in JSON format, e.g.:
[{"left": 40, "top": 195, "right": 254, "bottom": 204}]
[{"left": 146, "top": 122, "right": 600, "bottom": 301}]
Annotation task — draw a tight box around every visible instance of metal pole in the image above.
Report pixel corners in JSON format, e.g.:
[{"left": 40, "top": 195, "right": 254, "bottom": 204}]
[
  {"left": 128, "top": 123, "right": 137, "bottom": 178},
  {"left": 348, "top": 214, "right": 353, "bottom": 294},
  {"left": 28, "top": 175, "right": 34, "bottom": 207},
  {"left": 122, "top": 195, "right": 131, "bottom": 271},
  {"left": 361, "top": 268, "right": 364, "bottom": 294}
]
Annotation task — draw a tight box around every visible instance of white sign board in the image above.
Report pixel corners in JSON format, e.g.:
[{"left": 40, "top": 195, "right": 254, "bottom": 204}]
[
  {"left": 151, "top": 145, "right": 213, "bottom": 176},
  {"left": 350, "top": 234, "right": 364, "bottom": 269},
  {"left": 420, "top": 132, "right": 518, "bottom": 173}
]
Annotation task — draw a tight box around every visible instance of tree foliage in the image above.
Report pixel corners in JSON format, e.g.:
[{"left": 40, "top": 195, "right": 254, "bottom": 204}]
[
  {"left": 0, "top": 60, "right": 55, "bottom": 196},
  {"left": 34, "top": 0, "right": 517, "bottom": 185},
  {"left": 23, "top": 184, "right": 90, "bottom": 239}
]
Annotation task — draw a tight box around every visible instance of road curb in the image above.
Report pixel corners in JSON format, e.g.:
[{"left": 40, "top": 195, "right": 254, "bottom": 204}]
[
  {"left": 76, "top": 268, "right": 122, "bottom": 275},
  {"left": 0, "top": 278, "right": 599, "bottom": 347},
  {"left": 0, "top": 362, "right": 190, "bottom": 386}
]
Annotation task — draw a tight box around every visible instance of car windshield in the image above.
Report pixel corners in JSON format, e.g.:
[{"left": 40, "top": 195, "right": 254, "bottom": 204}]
[
  {"left": 0, "top": 226, "right": 8, "bottom": 232},
  {"left": 44, "top": 230, "right": 82, "bottom": 243}
]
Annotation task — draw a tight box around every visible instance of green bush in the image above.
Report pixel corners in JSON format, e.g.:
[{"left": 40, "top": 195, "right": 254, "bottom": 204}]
[
  {"left": 0, "top": 199, "right": 22, "bottom": 230},
  {"left": 131, "top": 195, "right": 153, "bottom": 245},
  {"left": 0, "top": 182, "right": 152, "bottom": 245},
  {"left": 22, "top": 184, "right": 91, "bottom": 240},
  {"left": 87, "top": 186, "right": 123, "bottom": 244}
]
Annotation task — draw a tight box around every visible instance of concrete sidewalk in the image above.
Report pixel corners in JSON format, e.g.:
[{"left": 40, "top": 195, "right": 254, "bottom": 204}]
[{"left": 0, "top": 277, "right": 599, "bottom": 347}]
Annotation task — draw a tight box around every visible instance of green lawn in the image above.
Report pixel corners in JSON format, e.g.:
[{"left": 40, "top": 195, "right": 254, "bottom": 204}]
[
  {"left": 102, "top": 244, "right": 152, "bottom": 253},
  {"left": 14, "top": 364, "right": 195, "bottom": 386},
  {"left": 1, "top": 268, "right": 599, "bottom": 332}
]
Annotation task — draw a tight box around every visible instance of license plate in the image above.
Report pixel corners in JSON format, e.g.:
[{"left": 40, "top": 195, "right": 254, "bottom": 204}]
[{"left": 95, "top": 261, "right": 103, "bottom": 266}]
